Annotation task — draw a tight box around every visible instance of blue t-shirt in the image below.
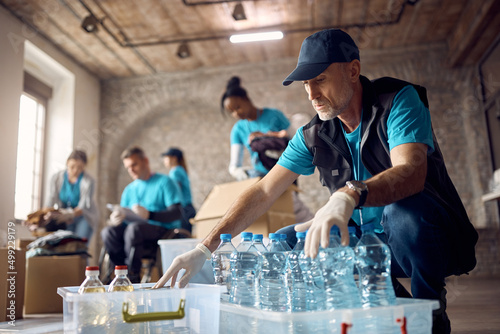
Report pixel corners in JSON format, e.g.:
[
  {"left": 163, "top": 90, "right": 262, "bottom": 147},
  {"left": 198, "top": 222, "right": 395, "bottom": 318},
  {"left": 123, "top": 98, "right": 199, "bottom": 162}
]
[
  {"left": 120, "top": 173, "right": 183, "bottom": 229},
  {"left": 59, "top": 171, "right": 82, "bottom": 208},
  {"left": 169, "top": 166, "right": 192, "bottom": 206},
  {"left": 277, "top": 85, "right": 434, "bottom": 231},
  {"left": 230, "top": 107, "right": 290, "bottom": 174}
]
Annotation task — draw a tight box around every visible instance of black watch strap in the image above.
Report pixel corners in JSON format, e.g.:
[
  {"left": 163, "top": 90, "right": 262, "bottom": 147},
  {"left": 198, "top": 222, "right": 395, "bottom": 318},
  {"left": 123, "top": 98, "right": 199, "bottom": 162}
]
[{"left": 357, "top": 187, "right": 368, "bottom": 209}]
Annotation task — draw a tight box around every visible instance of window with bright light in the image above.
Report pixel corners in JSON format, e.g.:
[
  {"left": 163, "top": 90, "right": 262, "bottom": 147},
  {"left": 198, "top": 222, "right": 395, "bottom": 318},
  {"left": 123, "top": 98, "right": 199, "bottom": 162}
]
[{"left": 14, "top": 93, "right": 47, "bottom": 220}]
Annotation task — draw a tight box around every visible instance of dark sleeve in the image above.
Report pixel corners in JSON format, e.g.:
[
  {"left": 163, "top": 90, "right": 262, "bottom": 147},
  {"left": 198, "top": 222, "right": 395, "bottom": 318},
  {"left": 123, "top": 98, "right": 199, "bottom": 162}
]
[{"left": 148, "top": 203, "right": 183, "bottom": 223}]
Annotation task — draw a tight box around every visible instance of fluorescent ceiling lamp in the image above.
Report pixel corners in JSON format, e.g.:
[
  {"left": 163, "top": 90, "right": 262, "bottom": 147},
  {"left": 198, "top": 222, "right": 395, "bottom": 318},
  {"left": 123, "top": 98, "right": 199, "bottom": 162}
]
[{"left": 229, "top": 31, "right": 284, "bottom": 43}]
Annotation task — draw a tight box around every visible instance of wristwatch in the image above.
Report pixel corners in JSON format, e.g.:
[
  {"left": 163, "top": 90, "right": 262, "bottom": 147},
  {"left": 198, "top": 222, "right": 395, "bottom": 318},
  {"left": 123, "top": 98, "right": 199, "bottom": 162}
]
[{"left": 346, "top": 180, "right": 368, "bottom": 209}]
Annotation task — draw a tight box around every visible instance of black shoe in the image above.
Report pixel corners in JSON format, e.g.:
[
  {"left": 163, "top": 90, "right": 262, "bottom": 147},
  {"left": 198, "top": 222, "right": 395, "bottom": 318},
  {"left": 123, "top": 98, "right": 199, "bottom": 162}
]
[{"left": 432, "top": 310, "right": 451, "bottom": 334}]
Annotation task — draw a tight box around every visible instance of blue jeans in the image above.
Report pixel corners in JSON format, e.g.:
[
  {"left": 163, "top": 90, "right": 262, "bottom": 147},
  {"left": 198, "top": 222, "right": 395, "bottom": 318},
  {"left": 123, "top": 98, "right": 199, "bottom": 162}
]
[
  {"left": 276, "top": 192, "right": 455, "bottom": 303},
  {"left": 67, "top": 215, "right": 93, "bottom": 242}
]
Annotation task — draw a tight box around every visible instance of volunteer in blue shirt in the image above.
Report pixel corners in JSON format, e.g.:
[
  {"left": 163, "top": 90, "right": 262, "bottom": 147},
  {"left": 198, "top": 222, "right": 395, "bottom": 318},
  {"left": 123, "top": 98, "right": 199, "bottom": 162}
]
[
  {"left": 44, "top": 150, "right": 99, "bottom": 242},
  {"left": 162, "top": 147, "right": 196, "bottom": 233},
  {"left": 222, "top": 76, "right": 291, "bottom": 180},
  {"left": 154, "top": 29, "right": 477, "bottom": 334},
  {"left": 221, "top": 76, "right": 314, "bottom": 224},
  {"left": 101, "top": 146, "right": 184, "bottom": 283}
]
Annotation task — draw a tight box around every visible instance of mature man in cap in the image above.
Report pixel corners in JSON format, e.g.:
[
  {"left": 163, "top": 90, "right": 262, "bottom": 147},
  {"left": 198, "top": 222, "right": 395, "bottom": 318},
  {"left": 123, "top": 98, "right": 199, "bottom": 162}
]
[{"left": 154, "top": 29, "right": 477, "bottom": 333}]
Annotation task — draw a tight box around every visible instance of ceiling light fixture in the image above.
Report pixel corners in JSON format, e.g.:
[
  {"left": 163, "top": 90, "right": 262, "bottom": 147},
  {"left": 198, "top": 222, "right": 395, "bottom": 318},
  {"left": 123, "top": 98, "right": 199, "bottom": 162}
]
[
  {"left": 229, "top": 31, "right": 283, "bottom": 43},
  {"left": 232, "top": 3, "right": 247, "bottom": 21},
  {"left": 177, "top": 42, "right": 191, "bottom": 58},
  {"left": 81, "top": 15, "right": 99, "bottom": 33}
]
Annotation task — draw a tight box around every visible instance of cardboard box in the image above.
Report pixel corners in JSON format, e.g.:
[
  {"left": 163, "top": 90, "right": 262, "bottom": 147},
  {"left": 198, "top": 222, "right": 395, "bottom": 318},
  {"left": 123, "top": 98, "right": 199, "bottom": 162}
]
[
  {"left": 191, "top": 177, "right": 296, "bottom": 239},
  {"left": 24, "top": 255, "right": 87, "bottom": 314},
  {"left": 15, "top": 238, "right": 36, "bottom": 251},
  {"left": 0, "top": 248, "right": 26, "bottom": 322}
]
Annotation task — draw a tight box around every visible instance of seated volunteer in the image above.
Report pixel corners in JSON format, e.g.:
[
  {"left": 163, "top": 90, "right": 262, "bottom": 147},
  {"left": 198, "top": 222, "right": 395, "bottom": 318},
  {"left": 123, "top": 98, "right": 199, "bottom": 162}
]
[
  {"left": 154, "top": 29, "right": 477, "bottom": 334},
  {"left": 44, "top": 149, "right": 99, "bottom": 241},
  {"left": 102, "top": 146, "right": 184, "bottom": 283},
  {"left": 161, "top": 147, "right": 196, "bottom": 233}
]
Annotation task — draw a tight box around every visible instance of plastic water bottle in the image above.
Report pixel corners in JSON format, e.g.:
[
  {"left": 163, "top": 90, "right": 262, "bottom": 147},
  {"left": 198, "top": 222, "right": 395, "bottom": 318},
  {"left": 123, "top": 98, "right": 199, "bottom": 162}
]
[
  {"left": 108, "top": 265, "right": 134, "bottom": 292},
  {"left": 229, "top": 243, "right": 261, "bottom": 307},
  {"left": 348, "top": 226, "right": 360, "bottom": 248},
  {"left": 78, "top": 266, "right": 108, "bottom": 331},
  {"left": 319, "top": 226, "right": 361, "bottom": 310},
  {"left": 259, "top": 233, "right": 289, "bottom": 312},
  {"left": 354, "top": 223, "right": 396, "bottom": 308},
  {"left": 252, "top": 234, "right": 268, "bottom": 253},
  {"left": 286, "top": 231, "right": 307, "bottom": 312},
  {"left": 236, "top": 232, "right": 253, "bottom": 251},
  {"left": 79, "top": 266, "right": 105, "bottom": 294},
  {"left": 348, "top": 226, "right": 360, "bottom": 287},
  {"left": 298, "top": 241, "right": 325, "bottom": 311},
  {"left": 211, "top": 234, "right": 236, "bottom": 295},
  {"left": 279, "top": 234, "right": 292, "bottom": 251}
]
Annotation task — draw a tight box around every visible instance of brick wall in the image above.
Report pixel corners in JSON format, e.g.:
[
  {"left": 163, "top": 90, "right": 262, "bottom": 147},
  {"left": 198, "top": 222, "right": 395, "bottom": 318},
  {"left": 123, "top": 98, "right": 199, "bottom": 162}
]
[{"left": 98, "top": 43, "right": 499, "bottom": 237}]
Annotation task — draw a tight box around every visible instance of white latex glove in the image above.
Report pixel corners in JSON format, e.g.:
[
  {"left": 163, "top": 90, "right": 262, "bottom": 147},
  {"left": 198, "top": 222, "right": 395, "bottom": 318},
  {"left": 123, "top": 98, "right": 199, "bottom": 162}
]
[
  {"left": 109, "top": 210, "right": 125, "bottom": 226},
  {"left": 295, "top": 191, "right": 356, "bottom": 258},
  {"left": 152, "top": 244, "right": 210, "bottom": 289},
  {"left": 56, "top": 208, "right": 75, "bottom": 223},
  {"left": 229, "top": 166, "right": 249, "bottom": 181},
  {"left": 132, "top": 204, "right": 150, "bottom": 220}
]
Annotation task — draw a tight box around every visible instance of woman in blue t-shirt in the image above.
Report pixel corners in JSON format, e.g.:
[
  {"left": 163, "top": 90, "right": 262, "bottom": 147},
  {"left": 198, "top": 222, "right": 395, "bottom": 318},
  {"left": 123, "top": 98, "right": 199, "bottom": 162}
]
[
  {"left": 44, "top": 150, "right": 99, "bottom": 241},
  {"left": 221, "top": 76, "right": 291, "bottom": 180},
  {"left": 162, "top": 147, "right": 196, "bottom": 233}
]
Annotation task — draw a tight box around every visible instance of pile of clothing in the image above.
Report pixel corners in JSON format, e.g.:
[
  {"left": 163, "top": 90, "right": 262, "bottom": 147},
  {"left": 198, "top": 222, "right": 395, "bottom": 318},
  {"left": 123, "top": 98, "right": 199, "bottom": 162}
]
[{"left": 26, "top": 230, "right": 88, "bottom": 258}]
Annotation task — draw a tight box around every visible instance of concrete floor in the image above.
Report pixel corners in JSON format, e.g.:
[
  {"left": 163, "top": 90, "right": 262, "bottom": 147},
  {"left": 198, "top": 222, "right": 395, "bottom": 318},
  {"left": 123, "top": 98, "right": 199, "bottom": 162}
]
[{"left": 1, "top": 274, "right": 499, "bottom": 333}]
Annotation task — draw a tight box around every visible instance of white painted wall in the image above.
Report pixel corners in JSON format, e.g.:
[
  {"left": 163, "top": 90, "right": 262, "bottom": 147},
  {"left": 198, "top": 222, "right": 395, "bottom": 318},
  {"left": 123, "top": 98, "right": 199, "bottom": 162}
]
[{"left": 0, "top": 6, "right": 100, "bottom": 243}]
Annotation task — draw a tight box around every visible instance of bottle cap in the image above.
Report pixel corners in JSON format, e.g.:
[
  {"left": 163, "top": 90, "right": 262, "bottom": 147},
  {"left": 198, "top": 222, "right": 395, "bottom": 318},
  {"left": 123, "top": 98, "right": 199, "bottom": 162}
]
[
  {"left": 280, "top": 234, "right": 288, "bottom": 240},
  {"left": 241, "top": 232, "right": 253, "bottom": 240},
  {"left": 220, "top": 233, "right": 232, "bottom": 241},
  {"left": 269, "top": 233, "right": 279, "bottom": 240},
  {"left": 330, "top": 225, "right": 340, "bottom": 234},
  {"left": 114, "top": 265, "right": 128, "bottom": 275},
  {"left": 85, "top": 266, "right": 100, "bottom": 275},
  {"left": 360, "top": 223, "right": 375, "bottom": 233},
  {"left": 296, "top": 231, "right": 307, "bottom": 239},
  {"left": 252, "top": 234, "right": 263, "bottom": 241}
]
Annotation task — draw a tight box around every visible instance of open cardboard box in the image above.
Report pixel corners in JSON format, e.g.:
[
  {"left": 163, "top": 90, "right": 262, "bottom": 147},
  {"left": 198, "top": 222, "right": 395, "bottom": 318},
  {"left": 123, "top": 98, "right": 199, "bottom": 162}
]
[{"left": 191, "top": 177, "right": 296, "bottom": 239}]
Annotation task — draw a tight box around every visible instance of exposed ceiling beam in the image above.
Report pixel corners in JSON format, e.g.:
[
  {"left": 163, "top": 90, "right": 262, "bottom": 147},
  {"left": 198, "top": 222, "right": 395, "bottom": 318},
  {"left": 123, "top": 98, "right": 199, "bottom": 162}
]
[{"left": 445, "top": 0, "right": 500, "bottom": 67}]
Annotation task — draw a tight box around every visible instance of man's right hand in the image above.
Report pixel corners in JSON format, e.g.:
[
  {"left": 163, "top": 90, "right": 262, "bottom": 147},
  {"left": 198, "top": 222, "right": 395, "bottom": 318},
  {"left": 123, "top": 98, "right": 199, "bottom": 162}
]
[
  {"left": 152, "top": 246, "right": 208, "bottom": 289},
  {"left": 109, "top": 210, "right": 125, "bottom": 226}
]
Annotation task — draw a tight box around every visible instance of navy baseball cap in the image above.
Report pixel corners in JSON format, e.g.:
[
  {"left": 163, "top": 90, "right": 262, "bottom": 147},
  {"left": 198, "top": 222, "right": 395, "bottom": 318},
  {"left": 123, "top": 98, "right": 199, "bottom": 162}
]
[
  {"left": 283, "top": 29, "right": 359, "bottom": 86},
  {"left": 161, "top": 147, "right": 183, "bottom": 159}
]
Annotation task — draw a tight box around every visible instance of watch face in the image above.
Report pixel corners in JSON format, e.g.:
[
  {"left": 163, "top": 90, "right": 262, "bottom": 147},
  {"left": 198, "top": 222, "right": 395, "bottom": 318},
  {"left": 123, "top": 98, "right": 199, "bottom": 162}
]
[{"left": 349, "top": 180, "right": 367, "bottom": 191}]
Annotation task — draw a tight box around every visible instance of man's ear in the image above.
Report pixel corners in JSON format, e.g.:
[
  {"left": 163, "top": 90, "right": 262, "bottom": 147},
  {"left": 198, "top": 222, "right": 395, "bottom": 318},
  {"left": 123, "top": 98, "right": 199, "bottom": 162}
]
[{"left": 349, "top": 59, "right": 361, "bottom": 82}]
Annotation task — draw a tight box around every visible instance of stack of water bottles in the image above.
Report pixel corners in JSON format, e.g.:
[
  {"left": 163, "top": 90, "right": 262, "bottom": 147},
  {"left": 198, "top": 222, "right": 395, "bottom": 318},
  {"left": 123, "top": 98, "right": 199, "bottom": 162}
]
[{"left": 211, "top": 223, "right": 396, "bottom": 315}]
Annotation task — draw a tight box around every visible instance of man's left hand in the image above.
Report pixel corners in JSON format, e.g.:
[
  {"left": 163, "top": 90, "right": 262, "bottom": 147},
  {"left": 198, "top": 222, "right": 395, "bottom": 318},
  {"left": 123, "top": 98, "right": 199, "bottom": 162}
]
[
  {"left": 295, "top": 191, "right": 356, "bottom": 258},
  {"left": 132, "top": 204, "right": 150, "bottom": 220}
]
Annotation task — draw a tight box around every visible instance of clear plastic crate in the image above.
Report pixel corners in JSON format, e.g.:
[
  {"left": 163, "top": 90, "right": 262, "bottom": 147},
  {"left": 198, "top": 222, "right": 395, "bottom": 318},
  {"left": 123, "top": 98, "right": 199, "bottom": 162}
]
[
  {"left": 57, "top": 283, "right": 220, "bottom": 334},
  {"left": 219, "top": 298, "right": 439, "bottom": 334}
]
